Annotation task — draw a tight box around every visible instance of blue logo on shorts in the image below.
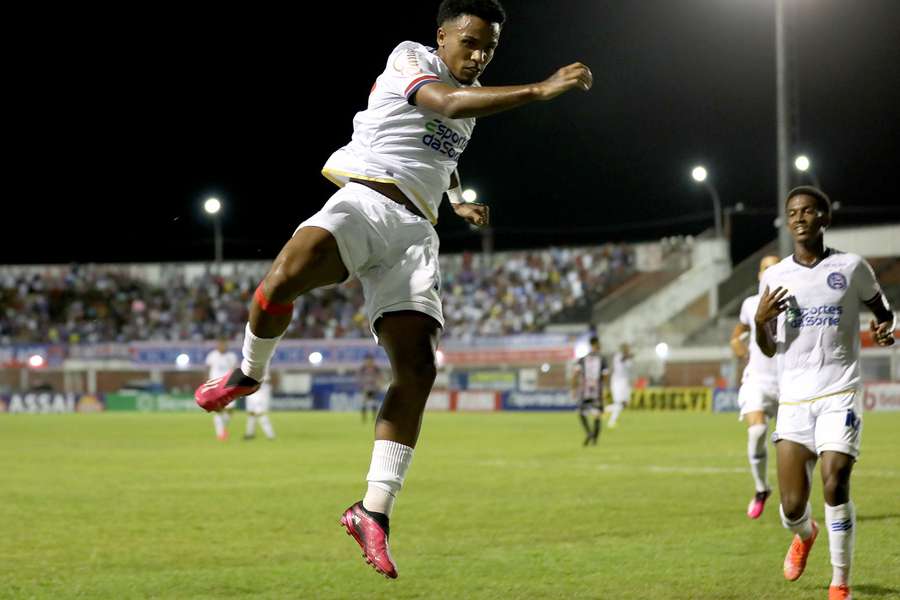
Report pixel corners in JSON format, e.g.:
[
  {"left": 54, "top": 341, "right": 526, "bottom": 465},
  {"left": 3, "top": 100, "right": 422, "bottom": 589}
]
[
  {"left": 827, "top": 272, "right": 847, "bottom": 290},
  {"left": 844, "top": 409, "right": 860, "bottom": 431}
]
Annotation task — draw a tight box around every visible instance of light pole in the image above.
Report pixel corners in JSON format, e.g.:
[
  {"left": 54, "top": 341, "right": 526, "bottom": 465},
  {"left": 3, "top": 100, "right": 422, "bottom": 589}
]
[
  {"left": 691, "top": 166, "right": 723, "bottom": 238},
  {"left": 794, "top": 154, "right": 822, "bottom": 189},
  {"left": 464, "top": 188, "right": 494, "bottom": 257},
  {"left": 775, "top": 0, "right": 792, "bottom": 258},
  {"left": 203, "top": 197, "right": 223, "bottom": 267}
]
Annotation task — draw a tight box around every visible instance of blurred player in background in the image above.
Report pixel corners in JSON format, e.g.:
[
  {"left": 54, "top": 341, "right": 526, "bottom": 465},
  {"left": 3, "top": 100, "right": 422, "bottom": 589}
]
[
  {"left": 572, "top": 336, "right": 608, "bottom": 446},
  {"left": 194, "top": 0, "right": 592, "bottom": 579},
  {"left": 244, "top": 373, "right": 275, "bottom": 440},
  {"left": 607, "top": 342, "right": 633, "bottom": 428},
  {"left": 204, "top": 339, "right": 238, "bottom": 441},
  {"left": 755, "top": 187, "right": 895, "bottom": 600},
  {"left": 358, "top": 354, "right": 383, "bottom": 423},
  {"left": 730, "top": 254, "right": 780, "bottom": 519}
]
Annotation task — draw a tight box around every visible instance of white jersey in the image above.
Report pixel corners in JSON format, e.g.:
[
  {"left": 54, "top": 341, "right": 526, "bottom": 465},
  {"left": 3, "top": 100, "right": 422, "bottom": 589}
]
[
  {"left": 205, "top": 349, "right": 238, "bottom": 380},
  {"left": 759, "top": 249, "right": 880, "bottom": 404},
  {"left": 322, "top": 41, "right": 479, "bottom": 224},
  {"left": 739, "top": 294, "right": 779, "bottom": 392},
  {"left": 610, "top": 352, "right": 633, "bottom": 386}
]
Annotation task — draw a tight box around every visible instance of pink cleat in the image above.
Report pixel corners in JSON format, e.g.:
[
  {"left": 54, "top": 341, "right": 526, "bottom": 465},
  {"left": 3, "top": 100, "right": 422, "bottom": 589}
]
[
  {"left": 783, "top": 520, "right": 818, "bottom": 581},
  {"left": 829, "top": 584, "right": 852, "bottom": 600},
  {"left": 747, "top": 489, "right": 771, "bottom": 519},
  {"left": 340, "top": 501, "right": 398, "bottom": 579},
  {"left": 195, "top": 368, "right": 260, "bottom": 412}
]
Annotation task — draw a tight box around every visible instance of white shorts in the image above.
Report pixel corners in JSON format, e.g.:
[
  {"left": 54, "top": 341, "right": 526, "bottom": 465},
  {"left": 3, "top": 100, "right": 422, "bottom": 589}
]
[
  {"left": 773, "top": 387, "right": 863, "bottom": 458},
  {"left": 611, "top": 380, "right": 631, "bottom": 405},
  {"left": 298, "top": 183, "right": 443, "bottom": 340},
  {"left": 737, "top": 379, "right": 778, "bottom": 420},
  {"left": 246, "top": 383, "right": 272, "bottom": 414}
]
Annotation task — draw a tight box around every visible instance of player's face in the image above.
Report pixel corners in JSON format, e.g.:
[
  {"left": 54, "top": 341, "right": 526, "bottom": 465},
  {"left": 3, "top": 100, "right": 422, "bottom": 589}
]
[
  {"left": 437, "top": 14, "right": 501, "bottom": 84},
  {"left": 216, "top": 341, "right": 227, "bottom": 353},
  {"left": 786, "top": 194, "right": 830, "bottom": 243}
]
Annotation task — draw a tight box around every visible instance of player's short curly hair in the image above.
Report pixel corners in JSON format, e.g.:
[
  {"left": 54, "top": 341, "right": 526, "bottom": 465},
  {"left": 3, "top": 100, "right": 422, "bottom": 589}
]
[
  {"left": 786, "top": 185, "right": 832, "bottom": 216},
  {"left": 437, "top": 0, "right": 506, "bottom": 28}
]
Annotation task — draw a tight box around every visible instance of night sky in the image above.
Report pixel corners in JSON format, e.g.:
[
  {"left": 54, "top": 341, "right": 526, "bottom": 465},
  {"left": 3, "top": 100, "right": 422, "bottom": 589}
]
[{"left": 7, "top": 0, "right": 899, "bottom": 265}]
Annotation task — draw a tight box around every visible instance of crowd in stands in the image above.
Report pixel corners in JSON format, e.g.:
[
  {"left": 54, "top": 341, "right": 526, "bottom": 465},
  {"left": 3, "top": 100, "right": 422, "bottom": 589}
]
[{"left": 0, "top": 244, "right": 634, "bottom": 344}]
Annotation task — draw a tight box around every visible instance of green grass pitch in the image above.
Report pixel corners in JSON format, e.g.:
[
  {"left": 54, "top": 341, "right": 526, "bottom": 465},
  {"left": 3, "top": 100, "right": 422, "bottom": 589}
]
[{"left": 2, "top": 411, "right": 898, "bottom": 599}]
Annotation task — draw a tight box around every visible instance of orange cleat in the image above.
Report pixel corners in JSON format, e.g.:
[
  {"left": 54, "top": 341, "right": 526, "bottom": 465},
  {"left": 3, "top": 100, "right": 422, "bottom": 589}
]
[
  {"left": 828, "top": 584, "right": 851, "bottom": 600},
  {"left": 783, "top": 519, "right": 818, "bottom": 581}
]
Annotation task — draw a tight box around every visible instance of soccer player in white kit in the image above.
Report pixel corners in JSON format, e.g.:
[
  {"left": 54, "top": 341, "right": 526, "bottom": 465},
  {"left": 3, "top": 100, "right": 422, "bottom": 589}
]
[
  {"left": 194, "top": 0, "right": 592, "bottom": 579},
  {"left": 607, "top": 342, "right": 633, "bottom": 429},
  {"left": 244, "top": 374, "right": 275, "bottom": 440},
  {"left": 755, "top": 187, "right": 895, "bottom": 600},
  {"left": 204, "top": 340, "right": 239, "bottom": 441},
  {"left": 730, "top": 255, "right": 780, "bottom": 519}
]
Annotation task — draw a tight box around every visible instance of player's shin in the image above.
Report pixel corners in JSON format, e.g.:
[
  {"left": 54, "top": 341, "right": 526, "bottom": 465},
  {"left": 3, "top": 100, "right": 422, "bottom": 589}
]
[
  {"left": 825, "top": 501, "right": 855, "bottom": 586},
  {"left": 747, "top": 423, "right": 769, "bottom": 492},
  {"left": 363, "top": 440, "right": 414, "bottom": 518},
  {"left": 781, "top": 503, "right": 815, "bottom": 539}
]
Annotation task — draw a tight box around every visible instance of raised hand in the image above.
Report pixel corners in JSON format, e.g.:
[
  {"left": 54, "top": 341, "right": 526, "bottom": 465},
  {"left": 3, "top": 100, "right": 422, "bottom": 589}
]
[{"left": 536, "top": 63, "right": 593, "bottom": 100}]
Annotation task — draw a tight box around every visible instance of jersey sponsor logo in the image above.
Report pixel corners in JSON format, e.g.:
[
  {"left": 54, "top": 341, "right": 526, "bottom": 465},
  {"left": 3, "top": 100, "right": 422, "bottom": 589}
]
[
  {"left": 422, "top": 119, "right": 469, "bottom": 160},
  {"left": 827, "top": 272, "right": 848, "bottom": 290},
  {"left": 787, "top": 304, "right": 843, "bottom": 328}
]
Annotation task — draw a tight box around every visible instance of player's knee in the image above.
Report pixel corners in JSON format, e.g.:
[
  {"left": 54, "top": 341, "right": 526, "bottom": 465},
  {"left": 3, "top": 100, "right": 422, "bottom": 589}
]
[
  {"left": 395, "top": 357, "right": 437, "bottom": 391},
  {"left": 780, "top": 493, "right": 807, "bottom": 520},
  {"left": 822, "top": 472, "right": 850, "bottom": 505}
]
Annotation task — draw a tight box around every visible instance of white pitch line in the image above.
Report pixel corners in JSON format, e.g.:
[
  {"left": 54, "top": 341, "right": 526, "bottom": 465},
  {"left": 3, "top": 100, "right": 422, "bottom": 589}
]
[{"left": 475, "top": 460, "right": 900, "bottom": 478}]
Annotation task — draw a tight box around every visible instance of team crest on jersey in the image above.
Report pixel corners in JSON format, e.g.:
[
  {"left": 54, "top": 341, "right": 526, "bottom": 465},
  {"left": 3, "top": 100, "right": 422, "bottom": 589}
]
[{"left": 826, "top": 272, "right": 847, "bottom": 290}]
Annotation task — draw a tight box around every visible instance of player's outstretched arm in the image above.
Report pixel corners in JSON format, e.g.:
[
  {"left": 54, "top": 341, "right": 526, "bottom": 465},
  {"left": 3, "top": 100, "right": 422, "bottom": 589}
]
[
  {"left": 447, "top": 169, "right": 489, "bottom": 227},
  {"left": 415, "top": 62, "right": 593, "bottom": 119},
  {"left": 754, "top": 285, "right": 788, "bottom": 357}
]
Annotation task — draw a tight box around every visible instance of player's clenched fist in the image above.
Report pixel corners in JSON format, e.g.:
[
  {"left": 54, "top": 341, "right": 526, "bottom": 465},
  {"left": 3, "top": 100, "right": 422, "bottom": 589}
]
[{"left": 536, "top": 62, "right": 593, "bottom": 100}]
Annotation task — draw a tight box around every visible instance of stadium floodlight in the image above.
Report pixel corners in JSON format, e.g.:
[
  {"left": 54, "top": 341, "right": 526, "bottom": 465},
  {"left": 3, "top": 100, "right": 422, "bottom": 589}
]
[
  {"left": 203, "top": 196, "right": 224, "bottom": 266},
  {"left": 540, "top": 363, "right": 551, "bottom": 373},
  {"left": 794, "top": 155, "right": 810, "bottom": 172},
  {"left": 462, "top": 189, "right": 478, "bottom": 203},
  {"left": 655, "top": 342, "right": 669, "bottom": 360},
  {"left": 691, "top": 166, "right": 708, "bottom": 183},
  {"left": 175, "top": 353, "right": 191, "bottom": 368},
  {"left": 308, "top": 351, "right": 323, "bottom": 365},
  {"left": 690, "top": 165, "right": 722, "bottom": 238},
  {"left": 28, "top": 354, "right": 45, "bottom": 368},
  {"left": 203, "top": 197, "right": 221, "bottom": 214}
]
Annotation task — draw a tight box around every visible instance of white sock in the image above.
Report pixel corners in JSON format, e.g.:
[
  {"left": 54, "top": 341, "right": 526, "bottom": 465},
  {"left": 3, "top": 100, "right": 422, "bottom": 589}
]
[
  {"left": 825, "top": 501, "right": 855, "bottom": 586},
  {"left": 362, "top": 440, "right": 414, "bottom": 517},
  {"left": 213, "top": 413, "right": 226, "bottom": 437},
  {"left": 221, "top": 411, "right": 231, "bottom": 426},
  {"left": 240, "top": 323, "right": 283, "bottom": 381},
  {"left": 781, "top": 502, "right": 814, "bottom": 540},
  {"left": 747, "top": 423, "right": 769, "bottom": 492},
  {"left": 245, "top": 415, "right": 257, "bottom": 437},
  {"left": 609, "top": 403, "right": 623, "bottom": 426},
  {"left": 259, "top": 414, "right": 275, "bottom": 439}
]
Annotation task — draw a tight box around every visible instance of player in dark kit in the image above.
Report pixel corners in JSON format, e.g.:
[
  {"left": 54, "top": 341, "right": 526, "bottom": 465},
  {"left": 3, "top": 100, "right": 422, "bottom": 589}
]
[{"left": 572, "top": 336, "right": 608, "bottom": 446}]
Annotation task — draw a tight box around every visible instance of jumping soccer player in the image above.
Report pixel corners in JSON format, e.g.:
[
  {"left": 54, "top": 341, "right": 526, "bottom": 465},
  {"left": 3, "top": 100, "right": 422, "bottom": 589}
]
[
  {"left": 244, "top": 373, "right": 275, "bottom": 440},
  {"left": 755, "top": 187, "right": 895, "bottom": 600},
  {"left": 194, "top": 0, "right": 592, "bottom": 579},
  {"left": 204, "top": 339, "right": 239, "bottom": 441},
  {"left": 572, "top": 336, "right": 608, "bottom": 446},
  {"left": 730, "top": 254, "right": 780, "bottom": 519},
  {"left": 358, "top": 354, "right": 383, "bottom": 423},
  {"left": 607, "top": 342, "right": 633, "bottom": 428}
]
